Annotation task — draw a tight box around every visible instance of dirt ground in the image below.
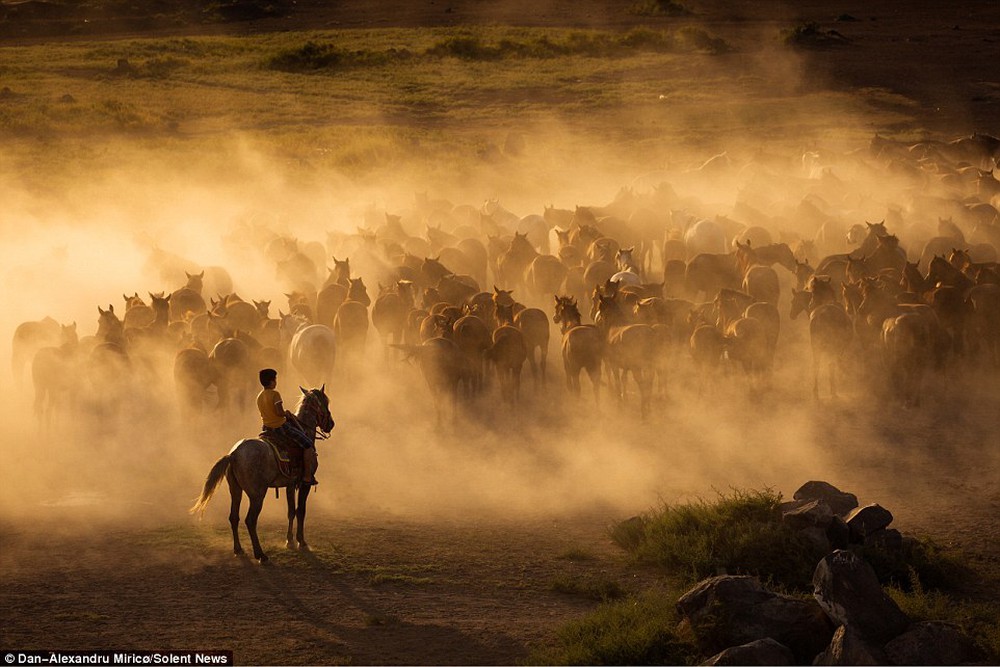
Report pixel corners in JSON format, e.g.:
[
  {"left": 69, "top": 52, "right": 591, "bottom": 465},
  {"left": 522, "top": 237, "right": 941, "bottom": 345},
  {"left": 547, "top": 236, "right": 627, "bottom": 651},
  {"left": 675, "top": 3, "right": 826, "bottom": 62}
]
[{"left": 2, "top": 1, "right": 1000, "bottom": 665}]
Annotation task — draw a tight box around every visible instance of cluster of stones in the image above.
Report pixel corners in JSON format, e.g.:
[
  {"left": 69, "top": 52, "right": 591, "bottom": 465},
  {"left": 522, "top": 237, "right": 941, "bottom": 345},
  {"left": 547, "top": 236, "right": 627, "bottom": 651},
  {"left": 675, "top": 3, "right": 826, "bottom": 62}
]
[{"left": 674, "top": 481, "right": 985, "bottom": 665}]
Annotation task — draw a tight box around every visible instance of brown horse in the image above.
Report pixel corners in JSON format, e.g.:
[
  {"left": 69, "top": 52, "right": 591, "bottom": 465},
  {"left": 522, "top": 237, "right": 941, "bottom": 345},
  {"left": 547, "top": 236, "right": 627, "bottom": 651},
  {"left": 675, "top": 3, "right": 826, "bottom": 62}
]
[
  {"left": 514, "top": 307, "right": 550, "bottom": 387},
  {"left": 489, "top": 303, "right": 528, "bottom": 405},
  {"left": 594, "top": 295, "right": 656, "bottom": 418},
  {"left": 553, "top": 296, "right": 602, "bottom": 404},
  {"left": 31, "top": 323, "right": 78, "bottom": 428},
  {"left": 881, "top": 313, "right": 932, "bottom": 407},
  {"left": 190, "top": 387, "right": 335, "bottom": 561},
  {"left": 372, "top": 280, "right": 416, "bottom": 355}
]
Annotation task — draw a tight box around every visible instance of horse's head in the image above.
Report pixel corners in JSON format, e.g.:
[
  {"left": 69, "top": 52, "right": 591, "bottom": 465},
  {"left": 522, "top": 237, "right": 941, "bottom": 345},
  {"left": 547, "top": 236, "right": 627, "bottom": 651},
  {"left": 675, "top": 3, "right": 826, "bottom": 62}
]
[
  {"left": 333, "top": 257, "right": 351, "bottom": 283},
  {"left": 789, "top": 288, "right": 810, "bottom": 321},
  {"left": 299, "top": 386, "right": 334, "bottom": 436}
]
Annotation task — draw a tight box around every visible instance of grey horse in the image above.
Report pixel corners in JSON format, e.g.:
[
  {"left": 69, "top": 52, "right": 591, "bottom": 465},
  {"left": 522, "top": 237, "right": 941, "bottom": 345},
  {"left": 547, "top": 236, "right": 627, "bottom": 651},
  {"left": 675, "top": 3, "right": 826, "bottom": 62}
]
[{"left": 190, "top": 386, "right": 335, "bottom": 562}]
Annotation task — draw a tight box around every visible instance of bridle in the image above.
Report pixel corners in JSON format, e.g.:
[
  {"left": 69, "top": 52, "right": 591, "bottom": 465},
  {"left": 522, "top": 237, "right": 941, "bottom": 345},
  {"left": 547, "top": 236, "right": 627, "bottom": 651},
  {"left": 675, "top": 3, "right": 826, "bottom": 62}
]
[{"left": 298, "top": 391, "right": 334, "bottom": 442}]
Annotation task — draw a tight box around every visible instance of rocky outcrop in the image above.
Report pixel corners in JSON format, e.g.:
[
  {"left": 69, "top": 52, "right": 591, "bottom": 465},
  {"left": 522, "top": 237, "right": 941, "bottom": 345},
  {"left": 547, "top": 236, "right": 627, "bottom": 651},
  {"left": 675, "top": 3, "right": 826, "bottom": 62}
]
[
  {"left": 677, "top": 575, "right": 834, "bottom": 663},
  {"left": 793, "top": 481, "right": 859, "bottom": 517},
  {"left": 883, "top": 621, "right": 987, "bottom": 665},
  {"left": 701, "top": 637, "right": 795, "bottom": 665},
  {"left": 812, "top": 625, "right": 886, "bottom": 665},
  {"left": 812, "top": 550, "right": 911, "bottom": 642}
]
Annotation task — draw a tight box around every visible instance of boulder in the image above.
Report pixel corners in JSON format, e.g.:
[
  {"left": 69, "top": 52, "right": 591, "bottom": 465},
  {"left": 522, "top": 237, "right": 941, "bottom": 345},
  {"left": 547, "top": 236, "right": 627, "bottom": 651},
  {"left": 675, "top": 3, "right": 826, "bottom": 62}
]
[
  {"left": 678, "top": 575, "right": 834, "bottom": 663},
  {"left": 883, "top": 621, "right": 986, "bottom": 665},
  {"left": 825, "top": 516, "right": 851, "bottom": 549},
  {"left": 813, "top": 550, "right": 910, "bottom": 642},
  {"left": 782, "top": 499, "right": 834, "bottom": 531},
  {"left": 800, "top": 526, "right": 831, "bottom": 553},
  {"left": 702, "top": 638, "right": 795, "bottom": 665},
  {"left": 812, "top": 625, "right": 886, "bottom": 665},
  {"left": 864, "top": 528, "right": 903, "bottom": 551},
  {"left": 793, "top": 481, "right": 859, "bottom": 517},
  {"left": 845, "top": 504, "right": 894, "bottom": 541}
]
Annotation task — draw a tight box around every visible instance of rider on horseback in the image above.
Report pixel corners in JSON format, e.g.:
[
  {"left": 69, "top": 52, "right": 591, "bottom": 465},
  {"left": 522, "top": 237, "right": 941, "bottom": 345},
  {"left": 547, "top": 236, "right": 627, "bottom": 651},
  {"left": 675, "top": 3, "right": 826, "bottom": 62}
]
[{"left": 256, "top": 368, "right": 319, "bottom": 485}]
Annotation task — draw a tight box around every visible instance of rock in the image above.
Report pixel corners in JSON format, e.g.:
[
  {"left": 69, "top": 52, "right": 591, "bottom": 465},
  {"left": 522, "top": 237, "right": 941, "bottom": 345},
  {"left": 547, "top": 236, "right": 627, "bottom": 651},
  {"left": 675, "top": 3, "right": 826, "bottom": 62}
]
[
  {"left": 883, "top": 621, "right": 986, "bottom": 665},
  {"left": 678, "top": 575, "right": 834, "bottom": 663},
  {"left": 702, "top": 638, "right": 795, "bottom": 665},
  {"left": 782, "top": 499, "right": 834, "bottom": 530},
  {"left": 864, "top": 528, "right": 903, "bottom": 551},
  {"left": 801, "top": 526, "right": 831, "bottom": 553},
  {"left": 812, "top": 625, "right": 886, "bottom": 665},
  {"left": 794, "top": 481, "right": 859, "bottom": 517},
  {"left": 813, "top": 550, "right": 910, "bottom": 642},
  {"left": 845, "top": 504, "right": 894, "bottom": 541},
  {"left": 826, "top": 516, "right": 851, "bottom": 549}
]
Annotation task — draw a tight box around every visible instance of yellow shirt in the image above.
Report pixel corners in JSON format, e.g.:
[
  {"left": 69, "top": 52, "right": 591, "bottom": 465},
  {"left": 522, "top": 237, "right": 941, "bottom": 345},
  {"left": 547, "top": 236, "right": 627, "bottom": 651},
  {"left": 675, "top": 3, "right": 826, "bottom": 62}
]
[{"left": 257, "top": 388, "right": 286, "bottom": 429}]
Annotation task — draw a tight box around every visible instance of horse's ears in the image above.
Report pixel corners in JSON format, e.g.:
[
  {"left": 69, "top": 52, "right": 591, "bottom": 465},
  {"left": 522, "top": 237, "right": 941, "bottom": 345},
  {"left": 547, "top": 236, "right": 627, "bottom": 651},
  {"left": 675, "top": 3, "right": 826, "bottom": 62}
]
[
  {"left": 300, "top": 386, "right": 308, "bottom": 395},
  {"left": 320, "top": 383, "right": 326, "bottom": 394}
]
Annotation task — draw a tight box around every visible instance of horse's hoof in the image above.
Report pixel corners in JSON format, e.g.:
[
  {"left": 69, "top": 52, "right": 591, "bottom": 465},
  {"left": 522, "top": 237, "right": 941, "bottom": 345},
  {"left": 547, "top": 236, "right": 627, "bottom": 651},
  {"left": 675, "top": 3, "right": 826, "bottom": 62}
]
[
  {"left": 234, "top": 548, "right": 245, "bottom": 557},
  {"left": 298, "top": 542, "right": 310, "bottom": 552},
  {"left": 285, "top": 541, "right": 295, "bottom": 550},
  {"left": 256, "top": 553, "right": 269, "bottom": 563}
]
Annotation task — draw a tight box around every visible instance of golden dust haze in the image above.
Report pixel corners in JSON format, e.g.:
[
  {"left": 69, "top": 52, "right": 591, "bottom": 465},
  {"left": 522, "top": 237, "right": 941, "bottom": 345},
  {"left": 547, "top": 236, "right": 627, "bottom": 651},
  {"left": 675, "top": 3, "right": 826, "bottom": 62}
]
[{"left": 1, "top": 20, "right": 998, "bottom": 549}]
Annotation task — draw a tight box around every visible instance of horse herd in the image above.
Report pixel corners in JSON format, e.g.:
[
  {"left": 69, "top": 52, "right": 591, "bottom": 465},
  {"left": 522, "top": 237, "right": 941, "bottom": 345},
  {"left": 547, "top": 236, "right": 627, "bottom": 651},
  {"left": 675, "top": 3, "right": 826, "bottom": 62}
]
[{"left": 11, "top": 133, "right": 1000, "bottom": 428}]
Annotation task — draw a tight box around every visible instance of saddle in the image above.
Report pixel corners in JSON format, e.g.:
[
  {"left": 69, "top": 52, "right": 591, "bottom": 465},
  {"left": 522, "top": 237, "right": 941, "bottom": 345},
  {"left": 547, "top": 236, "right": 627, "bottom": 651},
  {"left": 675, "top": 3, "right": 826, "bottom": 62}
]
[{"left": 259, "top": 430, "right": 305, "bottom": 480}]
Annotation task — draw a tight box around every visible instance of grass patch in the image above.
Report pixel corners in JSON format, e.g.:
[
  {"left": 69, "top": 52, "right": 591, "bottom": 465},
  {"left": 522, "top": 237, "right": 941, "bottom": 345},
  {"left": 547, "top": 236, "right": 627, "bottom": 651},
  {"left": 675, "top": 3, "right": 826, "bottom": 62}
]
[
  {"left": 528, "top": 591, "right": 698, "bottom": 665},
  {"left": 551, "top": 575, "right": 627, "bottom": 602},
  {"left": 558, "top": 548, "right": 598, "bottom": 562},
  {"left": 627, "top": 0, "right": 692, "bottom": 18},
  {"left": 369, "top": 572, "right": 434, "bottom": 586},
  {"left": 611, "top": 488, "right": 822, "bottom": 590},
  {"left": 268, "top": 27, "right": 731, "bottom": 71}
]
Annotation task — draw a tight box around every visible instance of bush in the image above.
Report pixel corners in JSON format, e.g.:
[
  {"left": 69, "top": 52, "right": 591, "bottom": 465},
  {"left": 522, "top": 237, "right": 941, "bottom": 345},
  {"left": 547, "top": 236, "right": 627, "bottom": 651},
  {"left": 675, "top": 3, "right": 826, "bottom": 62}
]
[
  {"left": 267, "top": 41, "right": 343, "bottom": 72},
  {"left": 628, "top": 0, "right": 692, "bottom": 18},
  {"left": 612, "top": 488, "right": 823, "bottom": 590}
]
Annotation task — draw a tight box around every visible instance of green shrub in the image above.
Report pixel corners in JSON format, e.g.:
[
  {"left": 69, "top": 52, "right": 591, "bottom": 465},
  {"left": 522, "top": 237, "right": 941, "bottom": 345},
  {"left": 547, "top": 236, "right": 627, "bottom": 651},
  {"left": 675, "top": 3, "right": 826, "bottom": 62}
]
[
  {"left": 267, "top": 41, "right": 344, "bottom": 71},
  {"left": 551, "top": 575, "right": 627, "bottom": 602},
  {"left": 612, "top": 488, "right": 823, "bottom": 590},
  {"left": 528, "top": 591, "right": 698, "bottom": 665}
]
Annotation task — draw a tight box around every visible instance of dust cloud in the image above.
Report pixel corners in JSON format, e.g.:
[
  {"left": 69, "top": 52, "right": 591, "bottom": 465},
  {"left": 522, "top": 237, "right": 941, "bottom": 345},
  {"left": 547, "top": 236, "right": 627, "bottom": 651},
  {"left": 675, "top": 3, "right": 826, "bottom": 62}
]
[{"left": 1, "top": 49, "right": 998, "bottom": 552}]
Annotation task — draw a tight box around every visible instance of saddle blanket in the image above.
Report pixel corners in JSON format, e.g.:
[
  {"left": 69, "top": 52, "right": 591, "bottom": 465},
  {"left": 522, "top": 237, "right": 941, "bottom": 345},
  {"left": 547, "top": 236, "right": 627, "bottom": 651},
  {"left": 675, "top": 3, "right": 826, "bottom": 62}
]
[{"left": 259, "top": 432, "right": 304, "bottom": 480}]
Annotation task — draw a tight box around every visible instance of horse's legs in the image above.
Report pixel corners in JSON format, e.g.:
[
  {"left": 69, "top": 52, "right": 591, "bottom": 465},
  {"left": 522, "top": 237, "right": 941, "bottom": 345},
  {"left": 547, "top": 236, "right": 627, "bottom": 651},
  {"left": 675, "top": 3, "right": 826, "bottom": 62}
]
[
  {"left": 226, "top": 471, "right": 244, "bottom": 556},
  {"left": 285, "top": 485, "right": 296, "bottom": 548},
  {"left": 244, "top": 492, "right": 268, "bottom": 562},
  {"left": 296, "top": 484, "right": 311, "bottom": 548},
  {"left": 540, "top": 346, "right": 548, "bottom": 386}
]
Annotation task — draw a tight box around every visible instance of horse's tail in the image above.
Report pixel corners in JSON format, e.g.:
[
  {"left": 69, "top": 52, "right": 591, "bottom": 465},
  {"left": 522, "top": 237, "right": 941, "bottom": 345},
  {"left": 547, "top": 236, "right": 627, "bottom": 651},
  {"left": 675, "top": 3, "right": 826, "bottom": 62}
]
[{"left": 189, "top": 454, "right": 231, "bottom": 515}]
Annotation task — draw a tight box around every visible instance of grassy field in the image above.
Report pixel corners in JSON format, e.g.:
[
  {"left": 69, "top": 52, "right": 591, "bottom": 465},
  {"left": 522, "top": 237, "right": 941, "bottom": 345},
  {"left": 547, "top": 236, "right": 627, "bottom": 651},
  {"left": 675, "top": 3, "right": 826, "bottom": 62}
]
[{"left": 0, "top": 23, "right": 906, "bottom": 201}]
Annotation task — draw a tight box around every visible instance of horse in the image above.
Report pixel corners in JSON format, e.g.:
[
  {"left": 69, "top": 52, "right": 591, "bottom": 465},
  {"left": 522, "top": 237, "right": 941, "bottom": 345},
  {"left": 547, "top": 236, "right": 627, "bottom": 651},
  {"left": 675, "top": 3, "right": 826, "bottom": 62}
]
[
  {"left": 452, "top": 311, "right": 491, "bottom": 395},
  {"left": 790, "top": 284, "right": 853, "bottom": 399},
  {"left": 594, "top": 294, "right": 656, "bottom": 418},
  {"left": 289, "top": 323, "right": 337, "bottom": 388},
  {"left": 553, "top": 296, "right": 602, "bottom": 404},
  {"left": 31, "top": 323, "right": 78, "bottom": 429},
  {"left": 497, "top": 232, "right": 538, "bottom": 291},
  {"left": 513, "top": 306, "right": 550, "bottom": 387},
  {"left": 372, "top": 280, "right": 416, "bottom": 356},
  {"left": 190, "top": 386, "right": 335, "bottom": 561},
  {"left": 209, "top": 336, "right": 252, "bottom": 413},
  {"left": 489, "top": 303, "right": 528, "bottom": 405},
  {"left": 881, "top": 313, "right": 932, "bottom": 407},
  {"left": 174, "top": 344, "right": 218, "bottom": 418},
  {"left": 11, "top": 316, "right": 61, "bottom": 387},
  {"left": 524, "top": 255, "right": 568, "bottom": 301}
]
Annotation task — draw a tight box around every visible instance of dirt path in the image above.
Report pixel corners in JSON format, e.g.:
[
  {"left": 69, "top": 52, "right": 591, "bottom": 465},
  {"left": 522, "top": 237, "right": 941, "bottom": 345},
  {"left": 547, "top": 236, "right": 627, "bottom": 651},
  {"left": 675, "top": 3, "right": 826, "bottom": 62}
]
[{"left": 0, "top": 509, "right": 659, "bottom": 665}]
